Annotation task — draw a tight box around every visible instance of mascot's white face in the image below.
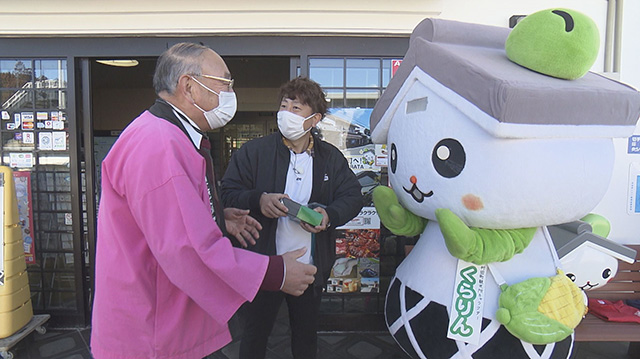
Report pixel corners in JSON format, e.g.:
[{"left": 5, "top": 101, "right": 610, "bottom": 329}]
[
  {"left": 386, "top": 74, "right": 615, "bottom": 229},
  {"left": 561, "top": 246, "right": 618, "bottom": 291}
]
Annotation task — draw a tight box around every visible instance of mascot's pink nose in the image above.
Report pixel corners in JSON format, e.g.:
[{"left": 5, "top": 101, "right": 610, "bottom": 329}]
[{"left": 410, "top": 176, "right": 417, "bottom": 184}]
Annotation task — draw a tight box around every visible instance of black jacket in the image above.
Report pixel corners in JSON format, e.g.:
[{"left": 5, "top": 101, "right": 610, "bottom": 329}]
[{"left": 220, "top": 132, "right": 363, "bottom": 287}]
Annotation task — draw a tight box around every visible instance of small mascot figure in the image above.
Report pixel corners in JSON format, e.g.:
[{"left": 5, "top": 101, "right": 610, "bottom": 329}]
[{"left": 370, "top": 8, "right": 640, "bottom": 359}]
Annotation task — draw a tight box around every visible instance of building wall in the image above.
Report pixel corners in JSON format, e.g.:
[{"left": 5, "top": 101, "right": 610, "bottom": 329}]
[
  {"left": 2, "top": 1, "right": 636, "bottom": 85},
  {"left": 600, "top": 0, "right": 640, "bottom": 245},
  {"left": 0, "top": 0, "right": 442, "bottom": 36},
  {"left": 439, "top": 0, "right": 634, "bottom": 85},
  {"left": 620, "top": 0, "right": 640, "bottom": 88}
]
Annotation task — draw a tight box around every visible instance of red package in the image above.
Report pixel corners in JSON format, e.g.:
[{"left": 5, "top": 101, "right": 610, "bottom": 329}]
[{"left": 588, "top": 298, "right": 640, "bottom": 324}]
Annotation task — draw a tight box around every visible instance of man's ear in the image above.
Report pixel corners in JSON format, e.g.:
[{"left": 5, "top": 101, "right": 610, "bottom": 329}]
[
  {"left": 177, "top": 75, "right": 194, "bottom": 102},
  {"left": 312, "top": 113, "right": 323, "bottom": 127}
]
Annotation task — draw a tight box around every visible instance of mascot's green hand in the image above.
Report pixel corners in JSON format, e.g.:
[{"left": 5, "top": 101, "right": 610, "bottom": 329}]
[
  {"left": 373, "top": 186, "right": 427, "bottom": 237},
  {"left": 580, "top": 213, "right": 611, "bottom": 238},
  {"left": 435, "top": 208, "right": 537, "bottom": 265}
]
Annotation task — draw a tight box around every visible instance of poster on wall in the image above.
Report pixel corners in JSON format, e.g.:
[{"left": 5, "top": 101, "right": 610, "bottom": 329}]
[
  {"left": 327, "top": 207, "right": 381, "bottom": 293},
  {"left": 317, "top": 108, "right": 384, "bottom": 207},
  {"left": 13, "top": 171, "right": 35, "bottom": 264},
  {"left": 316, "top": 106, "right": 385, "bottom": 294}
]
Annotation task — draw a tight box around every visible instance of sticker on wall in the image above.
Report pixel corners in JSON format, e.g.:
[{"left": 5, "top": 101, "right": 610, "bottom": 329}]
[
  {"left": 21, "top": 121, "right": 34, "bottom": 130},
  {"left": 52, "top": 121, "right": 64, "bottom": 130},
  {"left": 1, "top": 111, "right": 9, "bottom": 120},
  {"left": 20, "top": 112, "right": 33, "bottom": 121},
  {"left": 629, "top": 135, "right": 640, "bottom": 154},
  {"left": 52, "top": 131, "right": 66, "bottom": 151},
  {"left": 23, "top": 132, "right": 34, "bottom": 144},
  {"left": 628, "top": 162, "right": 640, "bottom": 215},
  {"left": 44, "top": 120, "right": 53, "bottom": 129},
  {"left": 13, "top": 133, "right": 22, "bottom": 142},
  {"left": 39, "top": 132, "right": 53, "bottom": 150},
  {"left": 375, "top": 144, "right": 388, "bottom": 167},
  {"left": 36, "top": 111, "right": 48, "bottom": 120},
  {"left": 21, "top": 112, "right": 34, "bottom": 130},
  {"left": 346, "top": 146, "right": 380, "bottom": 172},
  {"left": 14, "top": 113, "right": 20, "bottom": 127},
  {"left": 9, "top": 153, "right": 33, "bottom": 168},
  {"left": 50, "top": 111, "right": 59, "bottom": 121},
  {"left": 392, "top": 59, "right": 403, "bottom": 76},
  {"left": 6, "top": 123, "right": 16, "bottom": 130}
]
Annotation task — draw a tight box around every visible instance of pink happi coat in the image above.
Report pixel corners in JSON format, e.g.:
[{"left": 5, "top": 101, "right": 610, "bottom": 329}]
[{"left": 91, "top": 111, "right": 268, "bottom": 359}]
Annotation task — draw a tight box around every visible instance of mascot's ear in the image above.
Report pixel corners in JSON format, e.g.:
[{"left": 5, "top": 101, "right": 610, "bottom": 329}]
[{"left": 505, "top": 8, "right": 599, "bottom": 80}]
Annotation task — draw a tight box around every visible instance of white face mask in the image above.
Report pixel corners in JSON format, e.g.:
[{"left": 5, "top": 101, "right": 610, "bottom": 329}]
[
  {"left": 190, "top": 76, "right": 237, "bottom": 130},
  {"left": 277, "top": 111, "right": 317, "bottom": 141}
]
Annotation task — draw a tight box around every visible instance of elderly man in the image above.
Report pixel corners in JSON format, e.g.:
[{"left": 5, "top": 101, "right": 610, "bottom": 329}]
[{"left": 90, "top": 43, "right": 316, "bottom": 359}]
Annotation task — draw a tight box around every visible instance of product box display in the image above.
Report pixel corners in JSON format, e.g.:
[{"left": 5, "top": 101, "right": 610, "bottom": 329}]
[
  {"left": 326, "top": 257, "right": 381, "bottom": 293},
  {"left": 335, "top": 229, "right": 380, "bottom": 258},
  {"left": 360, "top": 278, "right": 379, "bottom": 293},
  {"left": 326, "top": 277, "right": 361, "bottom": 293},
  {"left": 358, "top": 257, "right": 379, "bottom": 277},
  {"left": 326, "top": 257, "right": 360, "bottom": 293},
  {"left": 358, "top": 258, "right": 380, "bottom": 293}
]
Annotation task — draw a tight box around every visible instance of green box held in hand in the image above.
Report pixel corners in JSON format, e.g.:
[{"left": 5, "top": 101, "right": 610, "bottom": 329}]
[
  {"left": 297, "top": 205, "right": 323, "bottom": 227},
  {"left": 281, "top": 197, "right": 323, "bottom": 227}
]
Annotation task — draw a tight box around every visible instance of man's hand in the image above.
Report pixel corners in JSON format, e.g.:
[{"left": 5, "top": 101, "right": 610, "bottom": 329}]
[
  {"left": 223, "top": 208, "right": 262, "bottom": 248},
  {"left": 300, "top": 207, "right": 329, "bottom": 233},
  {"left": 281, "top": 248, "right": 317, "bottom": 296},
  {"left": 260, "top": 193, "right": 290, "bottom": 218}
]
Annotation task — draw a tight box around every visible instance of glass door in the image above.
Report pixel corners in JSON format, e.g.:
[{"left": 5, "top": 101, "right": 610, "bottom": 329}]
[{"left": 0, "top": 58, "right": 88, "bottom": 325}]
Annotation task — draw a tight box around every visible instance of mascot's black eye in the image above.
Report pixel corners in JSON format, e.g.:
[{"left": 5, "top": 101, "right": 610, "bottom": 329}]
[
  {"left": 566, "top": 273, "right": 576, "bottom": 282},
  {"left": 432, "top": 138, "right": 465, "bottom": 178},
  {"left": 602, "top": 268, "right": 612, "bottom": 279},
  {"left": 390, "top": 143, "right": 398, "bottom": 174}
]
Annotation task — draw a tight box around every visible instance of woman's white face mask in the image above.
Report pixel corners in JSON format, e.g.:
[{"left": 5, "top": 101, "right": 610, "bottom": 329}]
[
  {"left": 190, "top": 76, "right": 237, "bottom": 130},
  {"left": 277, "top": 111, "right": 316, "bottom": 141}
]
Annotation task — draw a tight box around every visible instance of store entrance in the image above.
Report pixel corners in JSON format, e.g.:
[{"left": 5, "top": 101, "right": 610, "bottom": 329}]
[{"left": 90, "top": 56, "right": 290, "bottom": 175}]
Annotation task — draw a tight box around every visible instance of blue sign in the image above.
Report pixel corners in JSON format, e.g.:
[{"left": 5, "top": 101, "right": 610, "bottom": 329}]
[
  {"left": 635, "top": 175, "right": 640, "bottom": 214},
  {"left": 629, "top": 135, "right": 640, "bottom": 154}
]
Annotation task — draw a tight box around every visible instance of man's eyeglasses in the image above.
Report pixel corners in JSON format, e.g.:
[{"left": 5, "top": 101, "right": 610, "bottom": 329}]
[{"left": 194, "top": 74, "right": 234, "bottom": 90}]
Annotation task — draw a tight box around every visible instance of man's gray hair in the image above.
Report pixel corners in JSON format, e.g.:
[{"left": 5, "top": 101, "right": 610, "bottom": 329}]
[{"left": 153, "top": 42, "right": 209, "bottom": 95}]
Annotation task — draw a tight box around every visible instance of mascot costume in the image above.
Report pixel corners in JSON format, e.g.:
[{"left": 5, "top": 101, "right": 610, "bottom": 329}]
[{"left": 370, "top": 9, "right": 640, "bottom": 359}]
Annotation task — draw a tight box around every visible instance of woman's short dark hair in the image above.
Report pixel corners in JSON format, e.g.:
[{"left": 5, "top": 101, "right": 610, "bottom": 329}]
[{"left": 278, "top": 77, "right": 328, "bottom": 116}]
